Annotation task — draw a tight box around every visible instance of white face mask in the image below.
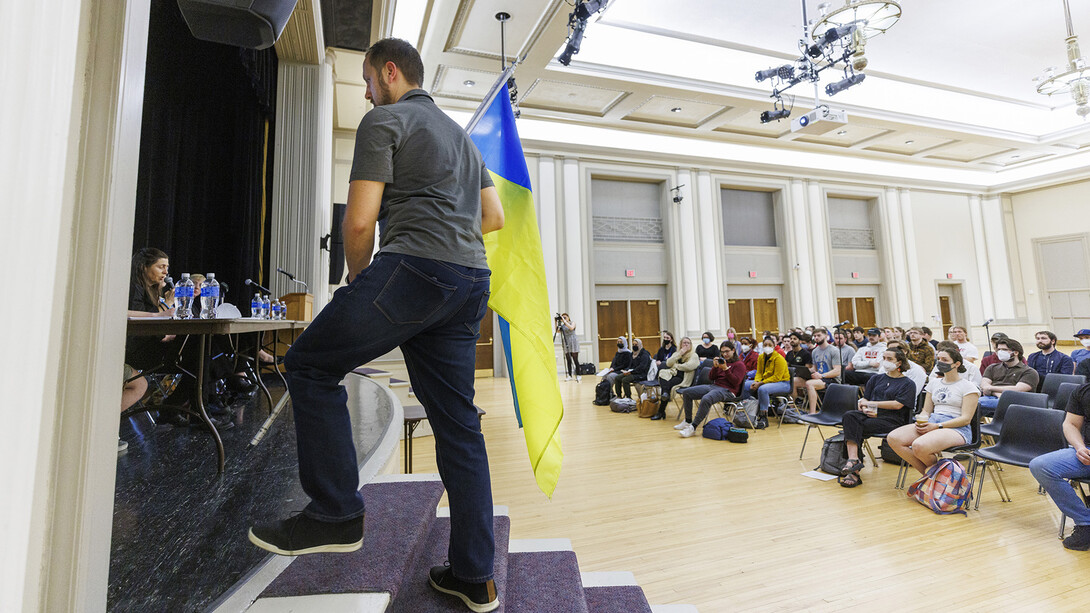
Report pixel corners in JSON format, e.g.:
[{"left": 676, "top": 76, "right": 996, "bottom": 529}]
[
  {"left": 1082, "top": 338, "right": 1090, "bottom": 348},
  {"left": 996, "top": 350, "right": 1013, "bottom": 362},
  {"left": 740, "top": 344, "right": 751, "bottom": 353},
  {"left": 879, "top": 360, "right": 896, "bottom": 373},
  {"left": 761, "top": 346, "right": 774, "bottom": 355}
]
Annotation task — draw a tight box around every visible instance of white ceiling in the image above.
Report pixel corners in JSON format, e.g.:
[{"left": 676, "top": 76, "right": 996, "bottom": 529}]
[{"left": 329, "top": 0, "right": 1090, "bottom": 177}]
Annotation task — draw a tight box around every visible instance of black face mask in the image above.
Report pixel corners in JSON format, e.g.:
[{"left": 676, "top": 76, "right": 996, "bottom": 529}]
[
  {"left": 936, "top": 361, "right": 954, "bottom": 374},
  {"left": 617, "top": 342, "right": 624, "bottom": 348}
]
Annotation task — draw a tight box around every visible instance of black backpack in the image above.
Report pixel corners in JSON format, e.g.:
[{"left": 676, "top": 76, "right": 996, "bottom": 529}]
[
  {"left": 578, "top": 362, "right": 596, "bottom": 375},
  {"left": 818, "top": 433, "right": 848, "bottom": 475},
  {"left": 879, "top": 439, "right": 904, "bottom": 464},
  {"left": 593, "top": 379, "right": 612, "bottom": 405}
]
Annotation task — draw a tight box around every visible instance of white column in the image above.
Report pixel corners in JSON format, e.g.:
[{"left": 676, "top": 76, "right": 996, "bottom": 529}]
[
  {"left": 968, "top": 194, "right": 996, "bottom": 322},
  {"left": 313, "top": 51, "right": 335, "bottom": 311},
  {"left": 806, "top": 180, "right": 835, "bottom": 325},
  {"left": 981, "top": 195, "right": 1016, "bottom": 320},
  {"left": 786, "top": 180, "right": 815, "bottom": 324},
  {"left": 696, "top": 170, "right": 723, "bottom": 331},
  {"left": 882, "top": 188, "right": 911, "bottom": 324},
  {"left": 675, "top": 169, "right": 700, "bottom": 334},
  {"left": 561, "top": 158, "right": 586, "bottom": 329},
  {"left": 537, "top": 157, "right": 559, "bottom": 314},
  {"left": 900, "top": 189, "right": 925, "bottom": 324}
]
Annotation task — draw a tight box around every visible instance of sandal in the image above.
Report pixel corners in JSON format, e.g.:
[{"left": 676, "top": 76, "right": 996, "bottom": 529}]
[
  {"left": 840, "top": 458, "right": 865, "bottom": 477},
  {"left": 838, "top": 473, "right": 863, "bottom": 488}
]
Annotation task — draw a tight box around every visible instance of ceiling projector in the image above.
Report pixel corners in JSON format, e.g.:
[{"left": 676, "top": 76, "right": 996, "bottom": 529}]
[{"left": 790, "top": 107, "right": 848, "bottom": 134}]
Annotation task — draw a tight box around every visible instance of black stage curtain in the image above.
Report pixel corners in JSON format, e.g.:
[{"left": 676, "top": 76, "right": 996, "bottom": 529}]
[{"left": 133, "top": 0, "right": 278, "bottom": 301}]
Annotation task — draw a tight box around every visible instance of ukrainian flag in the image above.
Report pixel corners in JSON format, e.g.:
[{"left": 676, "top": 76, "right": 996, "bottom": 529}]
[{"left": 467, "top": 70, "right": 563, "bottom": 497}]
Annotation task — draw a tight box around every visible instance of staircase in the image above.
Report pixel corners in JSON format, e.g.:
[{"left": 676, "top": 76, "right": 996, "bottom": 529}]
[{"left": 242, "top": 474, "right": 697, "bottom": 612}]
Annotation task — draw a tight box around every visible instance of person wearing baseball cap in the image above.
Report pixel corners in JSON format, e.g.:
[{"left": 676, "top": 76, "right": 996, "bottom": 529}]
[{"left": 1074, "top": 329, "right": 1090, "bottom": 365}]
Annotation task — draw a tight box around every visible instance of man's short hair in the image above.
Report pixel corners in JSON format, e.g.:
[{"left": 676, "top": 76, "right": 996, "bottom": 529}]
[
  {"left": 1036, "top": 330, "right": 1058, "bottom": 343},
  {"left": 853, "top": 326, "right": 865, "bottom": 334},
  {"left": 996, "top": 338, "right": 1024, "bottom": 358},
  {"left": 365, "top": 37, "right": 425, "bottom": 86},
  {"left": 921, "top": 326, "right": 933, "bottom": 336}
]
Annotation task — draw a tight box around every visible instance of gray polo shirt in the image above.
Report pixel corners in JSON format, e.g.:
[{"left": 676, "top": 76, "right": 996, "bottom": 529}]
[{"left": 350, "top": 89, "right": 494, "bottom": 269}]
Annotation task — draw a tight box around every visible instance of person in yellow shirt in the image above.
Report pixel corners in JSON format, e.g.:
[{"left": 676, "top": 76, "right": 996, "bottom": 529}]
[{"left": 741, "top": 336, "right": 792, "bottom": 416}]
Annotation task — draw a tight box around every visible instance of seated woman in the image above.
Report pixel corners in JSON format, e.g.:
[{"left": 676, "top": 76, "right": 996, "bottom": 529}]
[
  {"left": 741, "top": 337, "right": 792, "bottom": 418},
  {"left": 652, "top": 337, "right": 700, "bottom": 420},
  {"left": 600, "top": 336, "right": 633, "bottom": 391},
  {"left": 737, "top": 337, "right": 759, "bottom": 374},
  {"left": 887, "top": 346, "right": 979, "bottom": 476},
  {"left": 837, "top": 346, "right": 918, "bottom": 487},
  {"left": 885, "top": 340, "right": 928, "bottom": 396},
  {"left": 126, "top": 248, "right": 177, "bottom": 369},
  {"left": 695, "top": 332, "right": 718, "bottom": 363},
  {"left": 653, "top": 331, "right": 678, "bottom": 371},
  {"left": 677, "top": 341, "right": 746, "bottom": 437},
  {"left": 615, "top": 338, "right": 651, "bottom": 399},
  {"left": 928, "top": 340, "right": 983, "bottom": 389}
]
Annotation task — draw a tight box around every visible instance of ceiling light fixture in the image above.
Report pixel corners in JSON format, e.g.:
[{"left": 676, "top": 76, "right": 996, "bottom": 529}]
[
  {"left": 670, "top": 107, "right": 683, "bottom": 113},
  {"left": 1036, "top": 0, "right": 1090, "bottom": 117},
  {"left": 463, "top": 80, "right": 476, "bottom": 87},
  {"left": 836, "top": 130, "right": 848, "bottom": 135},
  {"left": 904, "top": 139, "right": 914, "bottom": 144},
  {"left": 754, "top": 0, "right": 900, "bottom": 124}
]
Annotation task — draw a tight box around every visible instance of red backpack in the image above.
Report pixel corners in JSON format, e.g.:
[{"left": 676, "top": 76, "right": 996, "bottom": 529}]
[{"left": 906, "top": 458, "right": 971, "bottom": 515}]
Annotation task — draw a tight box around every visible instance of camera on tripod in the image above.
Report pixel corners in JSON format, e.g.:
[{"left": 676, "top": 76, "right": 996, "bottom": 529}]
[{"left": 554, "top": 313, "right": 564, "bottom": 329}]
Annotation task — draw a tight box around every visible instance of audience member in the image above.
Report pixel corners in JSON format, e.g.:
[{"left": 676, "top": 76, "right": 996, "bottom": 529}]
[
  {"left": 652, "top": 337, "right": 700, "bottom": 421},
  {"left": 601, "top": 337, "right": 633, "bottom": 391},
  {"left": 978, "top": 332, "right": 1024, "bottom": 372},
  {"left": 653, "top": 331, "right": 678, "bottom": 369},
  {"left": 737, "top": 337, "right": 759, "bottom": 372},
  {"left": 851, "top": 326, "right": 867, "bottom": 348},
  {"left": 845, "top": 328, "right": 886, "bottom": 385},
  {"left": 677, "top": 341, "right": 746, "bottom": 437},
  {"left": 1077, "top": 355, "right": 1090, "bottom": 380},
  {"left": 1030, "top": 383, "right": 1090, "bottom": 551},
  {"left": 741, "top": 337, "right": 792, "bottom": 419},
  {"left": 1073, "top": 329, "right": 1090, "bottom": 364},
  {"left": 930, "top": 340, "right": 983, "bottom": 388},
  {"left": 978, "top": 338, "right": 1038, "bottom": 412},
  {"left": 886, "top": 340, "right": 927, "bottom": 395},
  {"left": 1028, "top": 330, "right": 1074, "bottom": 391},
  {"left": 905, "top": 327, "right": 935, "bottom": 373},
  {"left": 725, "top": 327, "right": 737, "bottom": 342},
  {"left": 836, "top": 346, "right": 917, "bottom": 488},
  {"left": 921, "top": 326, "right": 938, "bottom": 348},
  {"left": 615, "top": 338, "right": 651, "bottom": 399},
  {"left": 695, "top": 332, "right": 718, "bottom": 361},
  {"left": 785, "top": 331, "right": 813, "bottom": 403},
  {"left": 948, "top": 326, "right": 979, "bottom": 363},
  {"left": 887, "top": 346, "right": 979, "bottom": 475},
  {"left": 803, "top": 328, "right": 851, "bottom": 414}
]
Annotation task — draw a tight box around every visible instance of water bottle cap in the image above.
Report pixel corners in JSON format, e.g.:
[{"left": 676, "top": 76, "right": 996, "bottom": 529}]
[
  {"left": 207, "top": 273, "right": 215, "bottom": 279},
  {"left": 181, "top": 273, "right": 190, "bottom": 278}
]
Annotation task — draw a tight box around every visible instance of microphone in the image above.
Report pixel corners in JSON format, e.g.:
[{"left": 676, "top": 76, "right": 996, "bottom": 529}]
[
  {"left": 835, "top": 320, "right": 850, "bottom": 327},
  {"left": 982, "top": 318, "right": 994, "bottom": 326},
  {"left": 164, "top": 276, "right": 175, "bottom": 289},
  {"left": 278, "top": 267, "right": 309, "bottom": 292},
  {"left": 245, "top": 278, "right": 271, "bottom": 294}
]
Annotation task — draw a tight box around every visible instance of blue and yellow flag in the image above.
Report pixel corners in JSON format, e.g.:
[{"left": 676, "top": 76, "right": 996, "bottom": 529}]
[{"left": 467, "top": 71, "right": 563, "bottom": 497}]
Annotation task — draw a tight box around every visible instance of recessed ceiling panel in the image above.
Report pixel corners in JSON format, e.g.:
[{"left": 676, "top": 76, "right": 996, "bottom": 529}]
[
  {"left": 432, "top": 65, "right": 504, "bottom": 101},
  {"left": 519, "top": 79, "right": 628, "bottom": 116},
  {"left": 332, "top": 49, "right": 365, "bottom": 84},
  {"left": 622, "top": 95, "right": 728, "bottom": 128},
  {"left": 795, "top": 125, "right": 890, "bottom": 147},
  {"left": 714, "top": 110, "right": 790, "bottom": 137},
  {"left": 862, "top": 132, "right": 956, "bottom": 155},
  {"left": 335, "top": 83, "right": 368, "bottom": 131},
  {"left": 445, "top": 0, "right": 558, "bottom": 61},
  {"left": 925, "top": 142, "right": 1016, "bottom": 162}
]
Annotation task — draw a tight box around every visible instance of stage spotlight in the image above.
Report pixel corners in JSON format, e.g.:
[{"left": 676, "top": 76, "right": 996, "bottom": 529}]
[
  {"left": 755, "top": 64, "right": 794, "bottom": 82},
  {"left": 573, "top": 0, "right": 605, "bottom": 20},
  {"left": 819, "top": 24, "right": 856, "bottom": 45},
  {"left": 825, "top": 73, "right": 865, "bottom": 96},
  {"left": 760, "top": 107, "right": 791, "bottom": 123},
  {"left": 558, "top": 23, "right": 585, "bottom": 66}
]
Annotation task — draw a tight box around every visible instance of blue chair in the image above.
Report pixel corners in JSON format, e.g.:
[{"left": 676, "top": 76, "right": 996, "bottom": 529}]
[
  {"left": 980, "top": 391, "right": 1048, "bottom": 442},
  {"left": 797, "top": 383, "right": 858, "bottom": 459},
  {"left": 1042, "top": 373, "right": 1087, "bottom": 408}
]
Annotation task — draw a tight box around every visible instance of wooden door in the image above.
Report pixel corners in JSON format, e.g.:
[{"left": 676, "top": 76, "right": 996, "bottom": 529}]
[
  {"left": 597, "top": 300, "right": 629, "bottom": 366},
  {"left": 753, "top": 298, "right": 779, "bottom": 335},
  {"left": 728, "top": 299, "right": 753, "bottom": 336},
  {"left": 631, "top": 300, "right": 662, "bottom": 355},
  {"left": 475, "top": 307, "right": 494, "bottom": 374},
  {"left": 854, "top": 297, "right": 877, "bottom": 328},
  {"left": 837, "top": 298, "right": 854, "bottom": 327},
  {"left": 939, "top": 296, "right": 953, "bottom": 339}
]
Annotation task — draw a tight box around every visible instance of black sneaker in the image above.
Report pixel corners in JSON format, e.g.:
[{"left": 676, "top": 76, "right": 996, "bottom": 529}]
[
  {"left": 428, "top": 564, "right": 499, "bottom": 612},
  {"left": 1064, "top": 525, "right": 1090, "bottom": 551},
  {"left": 248, "top": 514, "right": 364, "bottom": 555}
]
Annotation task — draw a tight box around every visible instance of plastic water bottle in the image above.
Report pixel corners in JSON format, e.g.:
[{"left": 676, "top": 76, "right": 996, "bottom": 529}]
[
  {"left": 200, "top": 273, "right": 220, "bottom": 319},
  {"left": 251, "top": 293, "right": 263, "bottom": 319},
  {"left": 272, "top": 299, "right": 283, "bottom": 320},
  {"left": 176, "top": 273, "right": 194, "bottom": 319},
  {"left": 261, "top": 294, "right": 271, "bottom": 319}
]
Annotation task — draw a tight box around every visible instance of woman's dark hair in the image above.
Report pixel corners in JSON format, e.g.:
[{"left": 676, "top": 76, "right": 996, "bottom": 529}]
[
  {"left": 884, "top": 346, "right": 910, "bottom": 373},
  {"left": 719, "top": 339, "right": 740, "bottom": 361},
  {"left": 662, "top": 330, "right": 676, "bottom": 345},
  {"left": 936, "top": 346, "right": 968, "bottom": 373},
  {"left": 702, "top": 331, "right": 715, "bottom": 342},
  {"left": 131, "top": 247, "right": 168, "bottom": 310},
  {"left": 366, "top": 37, "right": 425, "bottom": 86}
]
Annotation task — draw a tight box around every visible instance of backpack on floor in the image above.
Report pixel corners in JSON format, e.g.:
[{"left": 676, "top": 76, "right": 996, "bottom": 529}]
[
  {"left": 702, "top": 417, "right": 730, "bottom": 440},
  {"left": 578, "top": 362, "right": 596, "bottom": 375},
  {"left": 817, "top": 433, "right": 848, "bottom": 475},
  {"left": 879, "top": 439, "right": 904, "bottom": 465},
  {"left": 732, "top": 398, "right": 761, "bottom": 429},
  {"left": 907, "top": 458, "right": 971, "bottom": 515},
  {"left": 610, "top": 398, "right": 637, "bottom": 413},
  {"left": 593, "top": 379, "right": 612, "bottom": 405}
]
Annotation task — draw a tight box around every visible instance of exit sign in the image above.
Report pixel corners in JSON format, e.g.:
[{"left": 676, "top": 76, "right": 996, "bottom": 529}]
[
  {"left": 625, "top": 269, "right": 635, "bottom": 277},
  {"left": 749, "top": 271, "right": 757, "bottom": 278},
  {"left": 947, "top": 273, "right": 954, "bottom": 279},
  {"left": 851, "top": 272, "right": 859, "bottom": 279}
]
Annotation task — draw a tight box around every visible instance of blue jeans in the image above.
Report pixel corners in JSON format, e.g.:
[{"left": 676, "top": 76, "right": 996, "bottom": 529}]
[
  {"left": 978, "top": 395, "right": 999, "bottom": 410},
  {"left": 1029, "top": 448, "right": 1090, "bottom": 526},
  {"left": 741, "top": 380, "right": 792, "bottom": 414},
  {"left": 284, "top": 253, "right": 494, "bottom": 582}
]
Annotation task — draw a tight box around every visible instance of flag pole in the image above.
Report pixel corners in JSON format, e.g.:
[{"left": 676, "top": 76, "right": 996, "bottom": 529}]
[{"left": 464, "top": 64, "right": 517, "bottom": 135}]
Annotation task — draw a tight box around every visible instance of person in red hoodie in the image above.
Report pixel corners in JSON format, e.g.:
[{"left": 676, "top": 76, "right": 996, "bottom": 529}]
[
  {"left": 737, "top": 336, "right": 759, "bottom": 373},
  {"left": 676, "top": 340, "right": 747, "bottom": 438}
]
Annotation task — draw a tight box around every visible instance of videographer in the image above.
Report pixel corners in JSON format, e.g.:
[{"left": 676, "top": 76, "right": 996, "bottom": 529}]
[{"left": 557, "top": 313, "right": 581, "bottom": 382}]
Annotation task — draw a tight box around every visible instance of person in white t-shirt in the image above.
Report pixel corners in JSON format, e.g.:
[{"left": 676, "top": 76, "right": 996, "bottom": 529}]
[
  {"left": 887, "top": 346, "right": 980, "bottom": 475},
  {"left": 929, "top": 340, "right": 983, "bottom": 389},
  {"left": 948, "top": 325, "right": 979, "bottom": 364}
]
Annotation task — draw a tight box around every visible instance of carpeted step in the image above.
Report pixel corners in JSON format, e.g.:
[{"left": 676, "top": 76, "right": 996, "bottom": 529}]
[
  {"left": 389, "top": 512, "right": 511, "bottom": 612},
  {"left": 257, "top": 476, "right": 444, "bottom": 602},
  {"left": 505, "top": 549, "right": 589, "bottom": 613},
  {"left": 582, "top": 572, "right": 652, "bottom": 613}
]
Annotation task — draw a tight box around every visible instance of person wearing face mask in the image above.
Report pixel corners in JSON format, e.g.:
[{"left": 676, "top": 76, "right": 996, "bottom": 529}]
[
  {"left": 741, "top": 337, "right": 792, "bottom": 419},
  {"left": 978, "top": 339, "right": 1039, "bottom": 412},
  {"left": 929, "top": 340, "right": 983, "bottom": 388},
  {"left": 725, "top": 327, "right": 737, "bottom": 342},
  {"left": 884, "top": 341, "right": 928, "bottom": 396},
  {"left": 978, "top": 332, "right": 1024, "bottom": 373},
  {"left": 653, "top": 337, "right": 700, "bottom": 421},
  {"left": 1027, "top": 330, "right": 1074, "bottom": 392},
  {"left": 887, "top": 347, "right": 979, "bottom": 476},
  {"left": 695, "top": 332, "right": 718, "bottom": 362},
  {"left": 845, "top": 328, "right": 886, "bottom": 385},
  {"left": 836, "top": 347, "right": 918, "bottom": 487},
  {"left": 600, "top": 337, "right": 633, "bottom": 392},
  {"left": 737, "top": 337, "right": 759, "bottom": 373},
  {"left": 1072, "top": 329, "right": 1090, "bottom": 365},
  {"left": 615, "top": 338, "right": 651, "bottom": 399},
  {"left": 653, "top": 331, "right": 678, "bottom": 370}
]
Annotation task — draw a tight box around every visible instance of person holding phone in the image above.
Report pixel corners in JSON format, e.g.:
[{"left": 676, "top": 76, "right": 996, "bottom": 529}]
[{"left": 676, "top": 341, "right": 746, "bottom": 437}]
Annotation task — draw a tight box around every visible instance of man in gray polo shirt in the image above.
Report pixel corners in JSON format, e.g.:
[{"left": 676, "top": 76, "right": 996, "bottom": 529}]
[{"left": 248, "top": 38, "right": 505, "bottom": 612}]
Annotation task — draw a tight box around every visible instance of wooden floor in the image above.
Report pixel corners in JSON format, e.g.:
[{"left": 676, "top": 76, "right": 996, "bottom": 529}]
[{"left": 399, "top": 375, "right": 1090, "bottom": 612}]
